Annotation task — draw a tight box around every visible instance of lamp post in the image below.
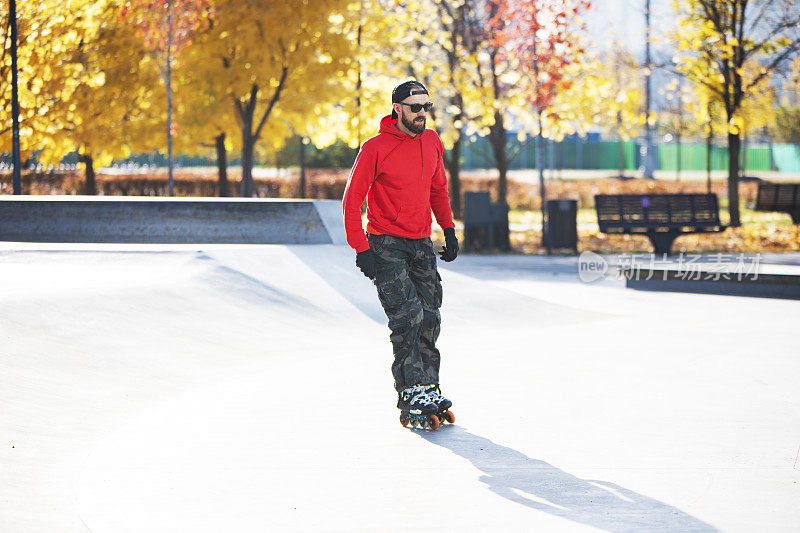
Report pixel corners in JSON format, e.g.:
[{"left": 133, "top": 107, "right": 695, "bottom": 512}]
[
  {"left": 10, "top": 0, "right": 22, "bottom": 194},
  {"left": 642, "top": 0, "right": 655, "bottom": 179}
]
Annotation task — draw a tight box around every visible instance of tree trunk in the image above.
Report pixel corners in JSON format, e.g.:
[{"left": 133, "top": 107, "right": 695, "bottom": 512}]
[
  {"left": 79, "top": 153, "right": 96, "bottom": 195},
  {"left": 298, "top": 135, "right": 307, "bottom": 199},
  {"left": 444, "top": 136, "right": 462, "bottom": 219},
  {"left": 237, "top": 97, "right": 256, "bottom": 198},
  {"left": 215, "top": 133, "right": 228, "bottom": 197},
  {"left": 240, "top": 137, "right": 254, "bottom": 197},
  {"left": 728, "top": 131, "right": 741, "bottom": 227},
  {"left": 740, "top": 134, "right": 747, "bottom": 180},
  {"left": 617, "top": 138, "right": 625, "bottom": 179},
  {"left": 537, "top": 118, "right": 548, "bottom": 254},
  {"left": 486, "top": 110, "right": 510, "bottom": 251},
  {"left": 706, "top": 130, "right": 712, "bottom": 194},
  {"left": 166, "top": 6, "right": 174, "bottom": 197},
  {"left": 676, "top": 133, "right": 681, "bottom": 182},
  {"left": 234, "top": 78, "right": 286, "bottom": 198},
  {"left": 10, "top": 0, "right": 21, "bottom": 195},
  {"left": 489, "top": 110, "right": 509, "bottom": 204}
]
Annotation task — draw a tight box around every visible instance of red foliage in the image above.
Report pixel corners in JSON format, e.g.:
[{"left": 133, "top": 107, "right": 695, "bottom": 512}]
[
  {"left": 489, "top": 0, "right": 591, "bottom": 112},
  {"left": 121, "top": 0, "right": 213, "bottom": 61}
]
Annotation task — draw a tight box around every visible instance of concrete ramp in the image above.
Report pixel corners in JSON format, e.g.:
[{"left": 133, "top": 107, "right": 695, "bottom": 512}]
[{"left": 0, "top": 196, "right": 346, "bottom": 244}]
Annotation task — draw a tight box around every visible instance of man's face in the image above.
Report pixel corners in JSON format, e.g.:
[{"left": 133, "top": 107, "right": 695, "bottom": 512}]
[{"left": 395, "top": 94, "right": 429, "bottom": 135}]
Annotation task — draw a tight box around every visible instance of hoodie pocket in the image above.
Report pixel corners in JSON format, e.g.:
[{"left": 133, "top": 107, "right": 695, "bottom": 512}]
[
  {"left": 391, "top": 205, "right": 402, "bottom": 222},
  {"left": 394, "top": 203, "right": 430, "bottom": 235}
]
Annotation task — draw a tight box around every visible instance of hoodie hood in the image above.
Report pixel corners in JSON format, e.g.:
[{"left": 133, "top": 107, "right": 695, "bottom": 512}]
[{"left": 378, "top": 114, "right": 422, "bottom": 140}]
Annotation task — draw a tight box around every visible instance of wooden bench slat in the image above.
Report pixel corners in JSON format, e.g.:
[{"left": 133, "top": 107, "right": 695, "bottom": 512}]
[{"left": 756, "top": 182, "right": 800, "bottom": 212}]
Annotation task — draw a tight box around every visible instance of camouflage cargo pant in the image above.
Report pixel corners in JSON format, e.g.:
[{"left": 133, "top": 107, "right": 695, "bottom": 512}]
[{"left": 367, "top": 233, "right": 443, "bottom": 392}]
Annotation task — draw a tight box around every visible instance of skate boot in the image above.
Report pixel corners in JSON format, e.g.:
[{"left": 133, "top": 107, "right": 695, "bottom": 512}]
[
  {"left": 397, "top": 385, "right": 441, "bottom": 430},
  {"left": 424, "top": 384, "right": 455, "bottom": 425}
]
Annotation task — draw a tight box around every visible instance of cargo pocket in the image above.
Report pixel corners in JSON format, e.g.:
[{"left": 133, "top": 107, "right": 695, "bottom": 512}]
[{"left": 377, "top": 274, "right": 406, "bottom": 311}]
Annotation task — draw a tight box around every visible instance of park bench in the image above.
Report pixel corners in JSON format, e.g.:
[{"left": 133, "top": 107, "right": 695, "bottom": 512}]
[
  {"left": 755, "top": 182, "right": 800, "bottom": 223},
  {"left": 594, "top": 193, "right": 727, "bottom": 255}
]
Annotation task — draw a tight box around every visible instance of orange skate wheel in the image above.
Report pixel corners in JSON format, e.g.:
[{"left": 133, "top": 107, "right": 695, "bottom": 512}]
[
  {"left": 428, "top": 415, "right": 440, "bottom": 430},
  {"left": 442, "top": 411, "right": 455, "bottom": 424}
]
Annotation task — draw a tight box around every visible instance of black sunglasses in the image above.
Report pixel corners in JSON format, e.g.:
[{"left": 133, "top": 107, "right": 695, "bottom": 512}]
[{"left": 398, "top": 101, "right": 434, "bottom": 113}]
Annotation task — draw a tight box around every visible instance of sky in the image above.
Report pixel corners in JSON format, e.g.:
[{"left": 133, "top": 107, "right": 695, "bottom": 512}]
[
  {"left": 583, "top": 0, "right": 680, "bottom": 113},
  {"left": 584, "top": 0, "right": 676, "bottom": 58}
]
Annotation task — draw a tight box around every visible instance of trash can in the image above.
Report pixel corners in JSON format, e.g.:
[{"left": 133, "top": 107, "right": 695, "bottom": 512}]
[
  {"left": 464, "top": 191, "right": 509, "bottom": 252},
  {"left": 545, "top": 199, "right": 578, "bottom": 251}
]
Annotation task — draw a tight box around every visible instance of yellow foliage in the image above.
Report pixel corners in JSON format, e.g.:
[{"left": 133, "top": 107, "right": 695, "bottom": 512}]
[
  {"left": 576, "top": 43, "right": 646, "bottom": 142},
  {"left": 671, "top": 0, "right": 789, "bottom": 140},
  {"left": 174, "top": 0, "right": 355, "bottom": 165},
  {"left": 1, "top": 0, "right": 164, "bottom": 169}
]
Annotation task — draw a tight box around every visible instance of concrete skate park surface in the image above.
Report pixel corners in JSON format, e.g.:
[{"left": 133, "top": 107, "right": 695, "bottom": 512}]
[{"left": 1, "top": 243, "right": 799, "bottom": 532}]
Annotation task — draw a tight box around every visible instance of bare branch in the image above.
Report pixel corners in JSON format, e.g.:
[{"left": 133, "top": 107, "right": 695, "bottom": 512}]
[
  {"left": 253, "top": 65, "right": 288, "bottom": 142},
  {"left": 745, "top": 36, "right": 800, "bottom": 91}
]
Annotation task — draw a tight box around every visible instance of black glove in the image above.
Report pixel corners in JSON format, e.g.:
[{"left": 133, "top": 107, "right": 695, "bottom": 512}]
[
  {"left": 356, "top": 248, "right": 377, "bottom": 280},
  {"left": 438, "top": 227, "right": 459, "bottom": 262}
]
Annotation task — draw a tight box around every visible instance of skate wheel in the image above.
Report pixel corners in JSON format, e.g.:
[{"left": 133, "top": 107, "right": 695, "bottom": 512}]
[
  {"left": 442, "top": 410, "right": 455, "bottom": 424},
  {"left": 428, "top": 415, "right": 440, "bottom": 430},
  {"left": 400, "top": 416, "right": 410, "bottom": 427}
]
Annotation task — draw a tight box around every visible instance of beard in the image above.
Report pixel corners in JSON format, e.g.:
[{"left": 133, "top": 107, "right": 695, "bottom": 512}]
[{"left": 401, "top": 112, "right": 426, "bottom": 134}]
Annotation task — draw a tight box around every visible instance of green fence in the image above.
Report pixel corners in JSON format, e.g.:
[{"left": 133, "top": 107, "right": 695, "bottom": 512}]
[
  {"left": 459, "top": 137, "right": 800, "bottom": 172},
  {"left": 773, "top": 144, "right": 800, "bottom": 173},
  {"left": 657, "top": 144, "right": 728, "bottom": 171},
  {"left": 461, "top": 137, "right": 639, "bottom": 171},
  {"left": 658, "top": 143, "right": 779, "bottom": 172}
]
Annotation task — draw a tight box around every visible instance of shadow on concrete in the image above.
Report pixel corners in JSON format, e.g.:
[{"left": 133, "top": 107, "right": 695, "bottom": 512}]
[
  {"left": 419, "top": 426, "right": 716, "bottom": 532},
  {"left": 195, "top": 251, "right": 324, "bottom": 312},
  {"left": 287, "top": 245, "right": 610, "bottom": 328},
  {"left": 288, "top": 245, "right": 388, "bottom": 324}
]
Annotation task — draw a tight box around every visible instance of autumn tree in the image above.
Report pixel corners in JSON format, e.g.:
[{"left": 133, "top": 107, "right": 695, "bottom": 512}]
[
  {"left": 734, "top": 59, "right": 777, "bottom": 173},
  {"left": 190, "top": 0, "right": 352, "bottom": 198},
  {"left": 672, "top": 0, "right": 800, "bottom": 226},
  {"left": 676, "top": 50, "right": 727, "bottom": 190},
  {"left": 593, "top": 43, "right": 646, "bottom": 179},
  {"left": 123, "top": 0, "right": 212, "bottom": 196},
  {"left": 769, "top": 54, "right": 800, "bottom": 143},
  {"left": 476, "top": 0, "right": 522, "bottom": 217},
  {"left": 659, "top": 76, "right": 705, "bottom": 181},
  {"left": 393, "top": 0, "right": 494, "bottom": 219},
  {"left": 1, "top": 0, "right": 158, "bottom": 194},
  {"left": 65, "top": 3, "right": 165, "bottom": 194},
  {"left": 4, "top": 0, "right": 21, "bottom": 193},
  {"left": 173, "top": 6, "right": 239, "bottom": 197},
  {"left": 337, "top": 0, "right": 403, "bottom": 153},
  {"left": 172, "top": 68, "right": 237, "bottom": 197},
  {"left": 491, "top": 0, "right": 591, "bottom": 249},
  {"left": 285, "top": 0, "right": 401, "bottom": 198},
  {"left": 1, "top": 1, "right": 88, "bottom": 169}
]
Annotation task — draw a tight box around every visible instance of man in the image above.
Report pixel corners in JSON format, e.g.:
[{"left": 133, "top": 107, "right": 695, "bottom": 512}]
[{"left": 342, "top": 80, "right": 460, "bottom": 423}]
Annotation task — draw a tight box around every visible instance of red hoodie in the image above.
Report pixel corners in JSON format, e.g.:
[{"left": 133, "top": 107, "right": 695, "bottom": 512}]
[{"left": 342, "top": 114, "right": 455, "bottom": 252}]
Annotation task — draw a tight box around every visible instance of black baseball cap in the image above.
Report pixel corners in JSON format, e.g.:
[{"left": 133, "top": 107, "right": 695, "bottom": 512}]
[{"left": 391, "top": 80, "right": 429, "bottom": 119}]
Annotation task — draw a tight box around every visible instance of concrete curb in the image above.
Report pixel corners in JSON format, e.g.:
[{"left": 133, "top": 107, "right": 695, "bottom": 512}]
[
  {"left": 0, "top": 196, "right": 345, "bottom": 244},
  {"left": 623, "top": 265, "right": 800, "bottom": 300}
]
